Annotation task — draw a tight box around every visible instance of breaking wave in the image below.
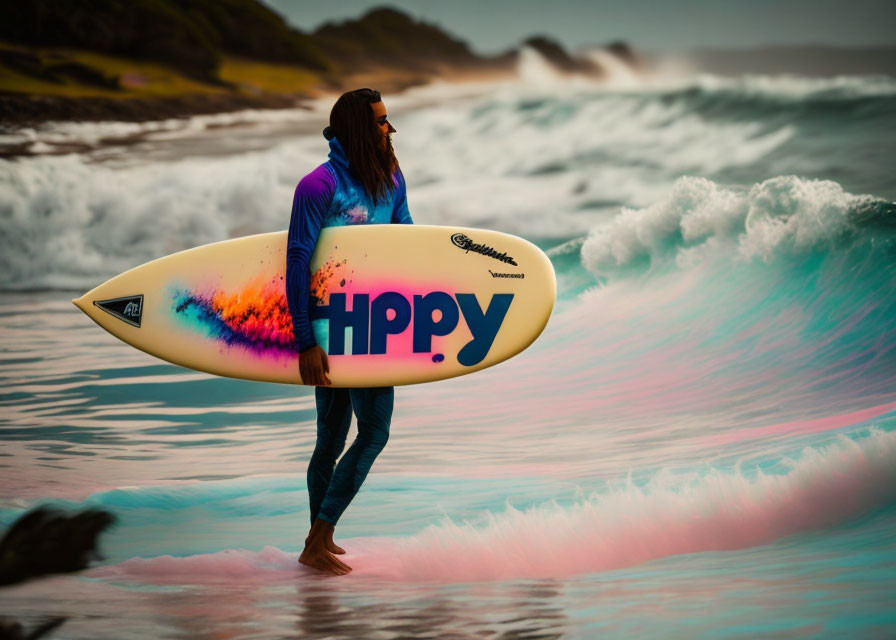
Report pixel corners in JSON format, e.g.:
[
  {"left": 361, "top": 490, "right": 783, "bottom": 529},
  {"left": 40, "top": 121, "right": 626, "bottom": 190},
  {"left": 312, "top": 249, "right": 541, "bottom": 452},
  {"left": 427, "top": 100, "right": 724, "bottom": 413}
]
[
  {"left": 581, "top": 175, "right": 895, "bottom": 276},
  {"left": 94, "top": 429, "right": 896, "bottom": 584}
]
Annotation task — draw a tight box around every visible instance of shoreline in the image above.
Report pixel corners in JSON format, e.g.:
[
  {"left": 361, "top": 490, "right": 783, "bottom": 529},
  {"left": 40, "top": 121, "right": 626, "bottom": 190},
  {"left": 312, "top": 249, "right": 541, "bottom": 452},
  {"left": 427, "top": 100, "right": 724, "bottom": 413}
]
[
  {"left": 0, "top": 67, "right": 514, "bottom": 132},
  {"left": 0, "top": 67, "right": 520, "bottom": 160},
  {"left": 0, "top": 91, "right": 312, "bottom": 128}
]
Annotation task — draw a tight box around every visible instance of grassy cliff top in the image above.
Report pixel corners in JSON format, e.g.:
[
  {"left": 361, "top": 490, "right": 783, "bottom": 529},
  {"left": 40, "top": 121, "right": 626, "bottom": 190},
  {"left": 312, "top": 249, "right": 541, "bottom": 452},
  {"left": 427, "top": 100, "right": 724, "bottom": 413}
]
[{"left": 0, "top": 3, "right": 593, "bottom": 123}]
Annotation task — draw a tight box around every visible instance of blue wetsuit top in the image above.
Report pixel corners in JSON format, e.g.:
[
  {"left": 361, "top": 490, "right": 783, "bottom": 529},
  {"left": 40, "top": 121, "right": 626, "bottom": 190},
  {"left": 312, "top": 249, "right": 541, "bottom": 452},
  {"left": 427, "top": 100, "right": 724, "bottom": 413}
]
[{"left": 286, "top": 134, "right": 413, "bottom": 352}]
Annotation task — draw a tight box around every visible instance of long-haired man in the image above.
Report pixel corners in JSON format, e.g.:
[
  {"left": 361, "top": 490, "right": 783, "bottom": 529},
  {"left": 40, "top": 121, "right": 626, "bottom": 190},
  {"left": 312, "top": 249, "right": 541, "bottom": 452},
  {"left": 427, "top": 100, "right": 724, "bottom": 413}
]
[{"left": 286, "top": 88, "right": 412, "bottom": 575}]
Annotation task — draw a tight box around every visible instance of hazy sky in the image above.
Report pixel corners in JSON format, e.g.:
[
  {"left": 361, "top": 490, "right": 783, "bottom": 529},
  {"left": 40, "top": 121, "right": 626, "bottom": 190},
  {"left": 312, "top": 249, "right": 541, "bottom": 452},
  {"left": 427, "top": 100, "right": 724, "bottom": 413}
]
[{"left": 263, "top": 0, "right": 896, "bottom": 54}]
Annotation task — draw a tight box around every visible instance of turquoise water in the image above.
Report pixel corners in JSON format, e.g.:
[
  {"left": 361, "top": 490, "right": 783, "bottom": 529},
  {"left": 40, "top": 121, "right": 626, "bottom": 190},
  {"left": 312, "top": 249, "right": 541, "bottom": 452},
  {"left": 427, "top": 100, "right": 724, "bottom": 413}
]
[{"left": 1, "top": 70, "right": 896, "bottom": 637}]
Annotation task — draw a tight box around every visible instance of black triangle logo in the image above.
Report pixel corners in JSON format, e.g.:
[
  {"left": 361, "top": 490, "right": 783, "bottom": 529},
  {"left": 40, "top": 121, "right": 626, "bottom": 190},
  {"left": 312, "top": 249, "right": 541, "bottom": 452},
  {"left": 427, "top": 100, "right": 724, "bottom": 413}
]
[{"left": 94, "top": 294, "right": 143, "bottom": 328}]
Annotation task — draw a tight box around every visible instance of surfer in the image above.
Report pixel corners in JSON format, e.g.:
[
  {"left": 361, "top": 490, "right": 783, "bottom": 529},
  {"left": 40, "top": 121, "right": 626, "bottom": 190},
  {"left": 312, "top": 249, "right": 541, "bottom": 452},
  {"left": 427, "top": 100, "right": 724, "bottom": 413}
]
[{"left": 286, "top": 89, "right": 413, "bottom": 575}]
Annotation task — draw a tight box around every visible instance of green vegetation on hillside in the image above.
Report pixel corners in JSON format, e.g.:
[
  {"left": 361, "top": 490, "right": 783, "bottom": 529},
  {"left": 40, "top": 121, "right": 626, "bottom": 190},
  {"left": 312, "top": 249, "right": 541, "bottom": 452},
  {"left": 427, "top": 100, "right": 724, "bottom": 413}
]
[
  {"left": 314, "top": 8, "right": 480, "bottom": 73},
  {"left": 2, "top": 0, "right": 221, "bottom": 82},
  {"left": 0, "top": 40, "right": 324, "bottom": 101},
  {"left": 0, "top": 2, "right": 523, "bottom": 122},
  {"left": 0, "top": 1, "right": 487, "bottom": 88},
  {"left": 0, "top": 0, "right": 333, "bottom": 83}
]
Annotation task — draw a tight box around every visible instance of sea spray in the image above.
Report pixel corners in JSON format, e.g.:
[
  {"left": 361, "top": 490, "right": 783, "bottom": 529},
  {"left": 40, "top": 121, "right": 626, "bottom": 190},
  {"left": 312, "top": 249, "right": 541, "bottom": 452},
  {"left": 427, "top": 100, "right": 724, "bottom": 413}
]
[
  {"left": 580, "top": 175, "right": 889, "bottom": 275},
  {"left": 3, "top": 74, "right": 895, "bottom": 290}
]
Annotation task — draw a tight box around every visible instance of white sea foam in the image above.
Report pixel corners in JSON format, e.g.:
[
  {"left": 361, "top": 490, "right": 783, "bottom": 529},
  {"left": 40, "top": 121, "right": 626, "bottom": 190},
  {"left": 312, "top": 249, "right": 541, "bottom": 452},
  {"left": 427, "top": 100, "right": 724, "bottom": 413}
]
[
  {"left": 583, "top": 49, "right": 643, "bottom": 88},
  {"left": 0, "top": 105, "right": 328, "bottom": 154},
  {"left": 581, "top": 175, "right": 882, "bottom": 275},
  {"left": 1, "top": 60, "right": 890, "bottom": 289},
  {"left": 517, "top": 46, "right": 567, "bottom": 86},
  {"left": 0, "top": 143, "right": 320, "bottom": 289},
  {"left": 694, "top": 73, "right": 896, "bottom": 100},
  {"left": 0, "top": 88, "right": 756, "bottom": 287}
]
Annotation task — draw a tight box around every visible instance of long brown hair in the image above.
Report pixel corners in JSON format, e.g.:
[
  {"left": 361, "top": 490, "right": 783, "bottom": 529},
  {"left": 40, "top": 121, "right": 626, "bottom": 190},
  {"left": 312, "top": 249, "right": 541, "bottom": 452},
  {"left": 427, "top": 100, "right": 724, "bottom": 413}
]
[{"left": 325, "top": 88, "right": 398, "bottom": 203}]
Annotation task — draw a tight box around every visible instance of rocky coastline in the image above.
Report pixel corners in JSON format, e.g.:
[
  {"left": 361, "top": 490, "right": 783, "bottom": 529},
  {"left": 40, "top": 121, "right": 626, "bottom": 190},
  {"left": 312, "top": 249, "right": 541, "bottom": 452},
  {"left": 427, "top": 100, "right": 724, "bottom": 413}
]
[{"left": 0, "top": 3, "right": 629, "bottom": 128}]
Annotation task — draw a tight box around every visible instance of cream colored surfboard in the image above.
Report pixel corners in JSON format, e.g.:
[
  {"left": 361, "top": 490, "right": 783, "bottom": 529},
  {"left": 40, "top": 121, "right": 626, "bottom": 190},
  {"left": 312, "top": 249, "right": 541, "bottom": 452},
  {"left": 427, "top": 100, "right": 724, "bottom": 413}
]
[{"left": 73, "top": 225, "right": 555, "bottom": 386}]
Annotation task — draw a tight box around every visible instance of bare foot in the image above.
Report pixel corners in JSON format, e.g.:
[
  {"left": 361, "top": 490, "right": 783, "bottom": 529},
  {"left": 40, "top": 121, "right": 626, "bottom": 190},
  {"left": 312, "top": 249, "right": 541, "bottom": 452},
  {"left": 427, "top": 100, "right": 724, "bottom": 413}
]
[
  {"left": 300, "top": 518, "right": 351, "bottom": 575},
  {"left": 298, "top": 545, "right": 351, "bottom": 575}
]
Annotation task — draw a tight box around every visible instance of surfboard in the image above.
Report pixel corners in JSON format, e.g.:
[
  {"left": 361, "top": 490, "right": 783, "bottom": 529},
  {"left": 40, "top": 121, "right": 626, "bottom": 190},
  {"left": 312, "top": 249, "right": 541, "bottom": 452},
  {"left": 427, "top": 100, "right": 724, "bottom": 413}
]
[{"left": 73, "top": 225, "right": 555, "bottom": 386}]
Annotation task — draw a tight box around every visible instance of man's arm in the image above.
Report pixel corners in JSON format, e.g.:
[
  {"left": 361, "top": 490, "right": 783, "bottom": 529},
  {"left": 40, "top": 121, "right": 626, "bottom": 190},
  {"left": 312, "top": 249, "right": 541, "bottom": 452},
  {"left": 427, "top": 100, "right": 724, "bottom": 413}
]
[
  {"left": 391, "top": 169, "right": 413, "bottom": 225},
  {"left": 286, "top": 166, "right": 334, "bottom": 358}
]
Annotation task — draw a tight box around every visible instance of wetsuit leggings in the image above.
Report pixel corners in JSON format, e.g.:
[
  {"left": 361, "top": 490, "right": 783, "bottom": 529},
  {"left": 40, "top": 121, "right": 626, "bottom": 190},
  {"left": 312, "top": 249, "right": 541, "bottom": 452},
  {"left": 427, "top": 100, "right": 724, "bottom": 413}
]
[{"left": 308, "top": 386, "right": 393, "bottom": 526}]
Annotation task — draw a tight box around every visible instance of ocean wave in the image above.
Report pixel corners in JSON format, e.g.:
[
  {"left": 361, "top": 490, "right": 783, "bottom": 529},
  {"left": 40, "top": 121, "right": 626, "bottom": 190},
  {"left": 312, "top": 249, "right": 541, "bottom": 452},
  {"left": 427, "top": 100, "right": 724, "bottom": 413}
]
[
  {"left": 692, "top": 73, "right": 896, "bottom": 101},
  {"left": 362, "top": 431, "right": 896, "bottom": 582},
  {"left": 0, "top": 149, "right": 312, "bottom": 290},
  {"left": 0, "top": 105, "right": 328, "bottom": 154},
  {"left": 581, "top": 175, "right": 892, "bottom": 275},
  {"left": 2, "top": 69, "right": 893, "bottom": 291},
  {"left": 92, "top": 429, "right": 896, "bottom": 584},
  {"left": 512, "top": 44, "right": 896, "bottom": 100},
  {"left": 2, "top": 68, "right": 891, "bottom": 159}
]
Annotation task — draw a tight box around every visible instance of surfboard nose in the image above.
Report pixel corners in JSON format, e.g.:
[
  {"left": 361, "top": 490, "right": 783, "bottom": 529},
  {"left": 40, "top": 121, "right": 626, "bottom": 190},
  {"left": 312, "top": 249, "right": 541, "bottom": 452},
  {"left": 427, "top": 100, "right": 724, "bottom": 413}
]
[{"left": 72, "top": 296, "right": 88, "bottom": 314}]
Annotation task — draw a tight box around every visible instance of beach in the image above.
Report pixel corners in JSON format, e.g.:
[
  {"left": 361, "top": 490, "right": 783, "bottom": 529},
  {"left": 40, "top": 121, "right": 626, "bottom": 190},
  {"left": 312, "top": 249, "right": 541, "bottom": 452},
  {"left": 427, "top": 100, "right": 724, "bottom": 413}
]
[{"left": 2, "top": 59, "right": 896, "bottom": 637}]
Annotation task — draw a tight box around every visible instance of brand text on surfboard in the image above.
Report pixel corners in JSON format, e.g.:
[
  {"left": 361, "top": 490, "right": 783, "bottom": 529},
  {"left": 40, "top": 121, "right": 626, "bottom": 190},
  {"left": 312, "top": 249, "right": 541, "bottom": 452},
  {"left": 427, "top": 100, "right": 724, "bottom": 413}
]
[{"left": 451, "top": 233, "right": 518, "bottom": 266}]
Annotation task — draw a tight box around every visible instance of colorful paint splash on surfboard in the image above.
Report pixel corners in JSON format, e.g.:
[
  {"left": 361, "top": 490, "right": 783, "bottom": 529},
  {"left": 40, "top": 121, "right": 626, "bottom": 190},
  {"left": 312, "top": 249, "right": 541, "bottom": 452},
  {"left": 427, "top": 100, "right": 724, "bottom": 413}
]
[
  {"left": 310, "top": 258, "right": 352, "bottom": 306},
  {"left": 171, "top": 260, "right": 352, "bottom": 355},
  {"left": 172, "top": 277, "right": 296, "bottom": 355}
]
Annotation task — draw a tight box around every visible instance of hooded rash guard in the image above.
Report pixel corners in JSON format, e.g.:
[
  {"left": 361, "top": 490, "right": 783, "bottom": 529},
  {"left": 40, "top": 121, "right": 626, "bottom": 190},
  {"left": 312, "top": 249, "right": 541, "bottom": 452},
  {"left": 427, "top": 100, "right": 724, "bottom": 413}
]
[{"left": 286, "top": 132, "right": 412, "bottom": 526}]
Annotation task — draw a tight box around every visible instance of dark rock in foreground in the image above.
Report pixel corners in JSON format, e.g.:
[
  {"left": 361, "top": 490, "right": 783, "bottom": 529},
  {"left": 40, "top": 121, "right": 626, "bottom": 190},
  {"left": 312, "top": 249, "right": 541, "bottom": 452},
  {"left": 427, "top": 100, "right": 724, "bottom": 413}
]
[
  {"left": 0, "top": 506, "right": 117, "bottom": 639},
  {"left": 0, "top": 506, "right": 116, "bottom": 586}
]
